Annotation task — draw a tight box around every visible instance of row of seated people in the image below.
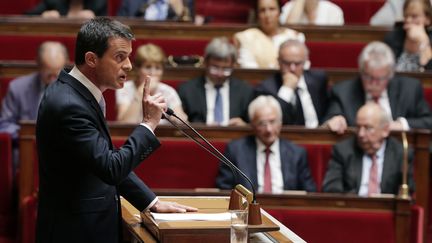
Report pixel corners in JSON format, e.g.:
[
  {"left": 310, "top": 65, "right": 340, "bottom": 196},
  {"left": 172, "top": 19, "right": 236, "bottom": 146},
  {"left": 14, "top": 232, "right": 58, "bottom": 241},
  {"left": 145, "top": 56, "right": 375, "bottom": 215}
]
[
  {"left": 0, "top": 0, "right": 396, "bottom": 26},
  {"left": 1, "top": 0, "right": 431, "bottom": 72}
]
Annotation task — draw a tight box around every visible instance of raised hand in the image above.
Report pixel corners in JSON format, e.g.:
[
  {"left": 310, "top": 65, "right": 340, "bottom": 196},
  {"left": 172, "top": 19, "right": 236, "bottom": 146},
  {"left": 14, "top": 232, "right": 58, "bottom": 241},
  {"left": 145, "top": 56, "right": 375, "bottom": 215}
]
[{"left": 141, "top": 75, "right": 167, "bottom": 130}]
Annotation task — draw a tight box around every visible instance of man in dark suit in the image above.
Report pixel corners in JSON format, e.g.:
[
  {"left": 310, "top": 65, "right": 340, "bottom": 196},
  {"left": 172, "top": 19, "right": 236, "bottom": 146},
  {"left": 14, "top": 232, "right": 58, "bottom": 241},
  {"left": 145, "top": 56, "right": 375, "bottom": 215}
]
[
  {"left": 117, "top": 0, "right": 194, "bottom": 21},
  {"left": 216, "top": 95, "right": 316, "bottom": 193},
  {"left": 255, "top": 39, "right": 328, "bottom": 127},
  {"left": 35, "top": 17, "right": 196, "bottom": 243},
  {"left": 322, "top": 103, "right": 415, "bottom": 196},
  {"left": 324, "top": 41, "right": 432, "bottom": 134},
  {"left": 178, "top": 37, "right": 254, "bottom": 126},
  {"left": 26, "top": 0, "right": 106, "bottom": 18}
]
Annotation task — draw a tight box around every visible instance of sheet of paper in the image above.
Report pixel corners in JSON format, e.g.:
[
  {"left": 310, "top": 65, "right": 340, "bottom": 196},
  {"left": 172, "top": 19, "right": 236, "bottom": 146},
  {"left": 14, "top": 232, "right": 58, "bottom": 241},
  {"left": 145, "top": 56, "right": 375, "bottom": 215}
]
[{"left": 151, "top": 212, "right": 231, "bottom": 221}]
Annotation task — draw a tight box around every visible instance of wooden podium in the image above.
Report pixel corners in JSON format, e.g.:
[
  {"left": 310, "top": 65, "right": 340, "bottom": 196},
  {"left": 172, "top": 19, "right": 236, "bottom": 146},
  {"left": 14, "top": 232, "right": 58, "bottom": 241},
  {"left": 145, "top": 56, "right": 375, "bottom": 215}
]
[{"left": 121, "top": 196, "right": 304, "bottom": 243}]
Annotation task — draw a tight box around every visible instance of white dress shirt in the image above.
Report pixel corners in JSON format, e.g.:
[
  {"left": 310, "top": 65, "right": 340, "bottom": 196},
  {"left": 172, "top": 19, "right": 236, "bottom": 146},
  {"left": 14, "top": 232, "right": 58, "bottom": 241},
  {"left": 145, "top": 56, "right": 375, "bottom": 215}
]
[
  {"left": 256, "top": 139, "right": 284, "bottom": 193},
  {"left": 277, "top": 75, "right": 319, "bottom": 128},
  {"left": 205, "top": 78, "right": 229, "bottom": 126}
]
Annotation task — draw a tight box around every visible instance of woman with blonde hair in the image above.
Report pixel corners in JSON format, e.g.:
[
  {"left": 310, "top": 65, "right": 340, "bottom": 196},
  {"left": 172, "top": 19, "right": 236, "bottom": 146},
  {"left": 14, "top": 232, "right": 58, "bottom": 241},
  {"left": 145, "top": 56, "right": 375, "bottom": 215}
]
[{"left": 116, "top": 43, "right": 188, "bottom": 123}]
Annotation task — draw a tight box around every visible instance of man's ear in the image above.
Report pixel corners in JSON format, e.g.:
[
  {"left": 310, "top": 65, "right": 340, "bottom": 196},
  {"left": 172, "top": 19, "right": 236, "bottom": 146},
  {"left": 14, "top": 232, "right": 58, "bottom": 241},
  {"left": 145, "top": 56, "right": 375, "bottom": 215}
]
[{"left": 85, "top": 52, "right": 98, "bottom": 68}]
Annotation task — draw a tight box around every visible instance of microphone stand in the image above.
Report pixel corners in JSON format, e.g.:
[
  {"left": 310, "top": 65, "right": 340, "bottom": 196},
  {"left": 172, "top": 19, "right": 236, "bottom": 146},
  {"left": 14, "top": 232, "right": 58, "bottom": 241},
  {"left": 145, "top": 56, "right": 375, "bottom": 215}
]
[{"left": 162, "top": 109, "right": 262, "bottom": 225}]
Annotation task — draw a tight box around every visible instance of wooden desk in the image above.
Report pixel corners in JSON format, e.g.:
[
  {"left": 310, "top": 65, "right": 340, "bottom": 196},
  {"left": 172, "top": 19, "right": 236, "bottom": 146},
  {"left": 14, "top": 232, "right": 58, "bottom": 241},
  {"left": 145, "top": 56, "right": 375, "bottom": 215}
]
[
  {"left": 121, "top": 197, "right": 303, "bottom": 243},
  {"left": 0, "top": 16, "right": 390, "bottom": 43}
]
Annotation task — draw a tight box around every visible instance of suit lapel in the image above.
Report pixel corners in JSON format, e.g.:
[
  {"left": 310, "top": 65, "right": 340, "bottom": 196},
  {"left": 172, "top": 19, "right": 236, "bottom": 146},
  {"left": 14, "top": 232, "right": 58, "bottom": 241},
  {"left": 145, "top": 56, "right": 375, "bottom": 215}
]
[
  {"left": 387, "top": 78, "right": 400, "bottom": 119},
  {"left": 246, "top": 137, "right": 259, "bottom": 189},
  {"left": 352, "top": 146, "right": 364, "bottom": 192},
  {"left": 279, "top": 140, "right": 291, "bottom": 190},
  {"left": 197, "top": 77, "right": 208, "bottom": 119},
  {"left": 380, "top": 139, "right": 396, "bottom": 193}
]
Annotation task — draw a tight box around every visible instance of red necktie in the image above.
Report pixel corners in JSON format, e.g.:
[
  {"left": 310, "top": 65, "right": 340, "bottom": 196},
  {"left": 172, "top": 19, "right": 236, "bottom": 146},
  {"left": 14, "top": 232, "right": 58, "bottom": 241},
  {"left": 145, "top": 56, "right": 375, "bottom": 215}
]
[
  {"left": 263, "top": 147, "right": 272, "bottom": 193},
  {"left": 368, "top": 154, "right": 379, "bottom": 196}
]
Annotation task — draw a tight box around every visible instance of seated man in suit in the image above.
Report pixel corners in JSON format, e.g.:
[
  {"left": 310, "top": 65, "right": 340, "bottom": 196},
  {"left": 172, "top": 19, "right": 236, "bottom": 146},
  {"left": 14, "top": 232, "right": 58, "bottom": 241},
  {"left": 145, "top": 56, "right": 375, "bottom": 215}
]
[
  {"left": 216, "top": 95, "right": 316, "bottom": 193},
  {"left": 324, "top": 41, "right": 432, "bottom": 134},
  {"left": 255, "top": 39, "right": 328, "bottom": 127},
  {"left": 322, "top": 102, "right": 415, "bottom": 196},
  {"left": 178, "top": 37, "right": 254, "bottom": 126},
  {"left": 0, "top": 41, "right": 69, "bottom": 171}
]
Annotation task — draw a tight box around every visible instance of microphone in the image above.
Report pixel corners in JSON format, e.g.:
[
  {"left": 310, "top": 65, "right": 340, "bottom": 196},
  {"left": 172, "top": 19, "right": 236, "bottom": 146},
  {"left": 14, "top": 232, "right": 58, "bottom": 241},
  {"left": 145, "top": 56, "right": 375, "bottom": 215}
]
[{"left": 162, "top": 108, "right": 258, "bottom": 203}]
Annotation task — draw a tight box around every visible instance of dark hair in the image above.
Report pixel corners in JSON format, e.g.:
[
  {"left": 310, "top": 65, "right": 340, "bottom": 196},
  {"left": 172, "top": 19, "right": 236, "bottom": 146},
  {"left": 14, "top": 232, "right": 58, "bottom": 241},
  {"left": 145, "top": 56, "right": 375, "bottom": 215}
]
[{"left": 75, "top": 17, "right": 134, "bottom": 65}]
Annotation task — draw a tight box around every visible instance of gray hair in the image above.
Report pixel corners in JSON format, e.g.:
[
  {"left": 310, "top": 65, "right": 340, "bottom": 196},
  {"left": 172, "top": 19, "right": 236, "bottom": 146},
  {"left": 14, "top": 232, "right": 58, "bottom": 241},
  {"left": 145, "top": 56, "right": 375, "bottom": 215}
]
[
  {"left": 248, "top": 95, "right": 282, "bottom": 122},
  {"left": 204, "top": 37, "right": 237, "bottom": 62},
  {"left": 358, "top": 41, "right": 395, "bottom": 77},
  {"left": 279, "top": 39, "right": 309, "bottom": 60},
  {"left": 37, "top": 41, "right": 69, "bottom": 65}
]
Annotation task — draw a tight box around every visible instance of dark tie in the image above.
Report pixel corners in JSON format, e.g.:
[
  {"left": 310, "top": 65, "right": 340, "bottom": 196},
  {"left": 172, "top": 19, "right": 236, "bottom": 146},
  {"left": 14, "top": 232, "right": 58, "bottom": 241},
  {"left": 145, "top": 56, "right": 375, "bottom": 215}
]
[
  {"left": 99, "top": 96, "right": 106, "bottom": 117},
  {"left": 214, "top": 85, "right": 223, "bottom": 125},
  {"left": 295, "top": 88, "right": 305, "bottom": 125},
  {"left": 368, "top": 154, "right": 379, "bottom": 196},
  {"left": 263, "top": 147, "right": 272, "bottom": 193}
]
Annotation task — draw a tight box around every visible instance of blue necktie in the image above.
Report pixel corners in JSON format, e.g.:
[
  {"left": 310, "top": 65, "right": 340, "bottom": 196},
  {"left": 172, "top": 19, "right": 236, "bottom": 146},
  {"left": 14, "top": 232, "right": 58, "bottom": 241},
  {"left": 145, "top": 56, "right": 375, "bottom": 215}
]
[{"left": 214, "top": 85, "right": 223, "bottom": 125}]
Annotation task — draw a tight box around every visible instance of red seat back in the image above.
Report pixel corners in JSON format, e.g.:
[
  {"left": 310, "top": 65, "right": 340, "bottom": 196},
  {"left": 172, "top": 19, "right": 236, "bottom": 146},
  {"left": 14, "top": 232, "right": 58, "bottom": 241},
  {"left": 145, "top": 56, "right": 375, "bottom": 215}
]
[{"left": 299, "top": 144, "right": 332, "bottom": 192}]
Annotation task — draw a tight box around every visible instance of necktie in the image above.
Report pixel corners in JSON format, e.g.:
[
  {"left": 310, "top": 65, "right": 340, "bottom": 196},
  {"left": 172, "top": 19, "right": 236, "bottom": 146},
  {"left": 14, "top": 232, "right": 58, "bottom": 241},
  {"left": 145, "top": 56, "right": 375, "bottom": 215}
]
[
  {"left": 295, "top": 87, "right": 305, "bottom": 125},
  {"left": 99, "top": 96, "right": 106, "bottom": 117},
  {"left": 214, "top": 85, "right": 223, "bottom": 125},
  {"left": 263, "top": 147, "right": 272, "bottom": 193},
  {"left": 368, "top": 154, "right": 379, "bottom": 196}
]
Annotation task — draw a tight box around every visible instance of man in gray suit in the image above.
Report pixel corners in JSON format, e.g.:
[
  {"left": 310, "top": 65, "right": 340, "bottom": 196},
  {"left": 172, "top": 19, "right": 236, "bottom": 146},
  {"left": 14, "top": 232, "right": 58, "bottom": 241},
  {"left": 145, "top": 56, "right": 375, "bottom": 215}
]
[
  {"left": 0, "top": 41, "right": 68, "bottom": 171},
  {"left": 322, "top": 103, "right": 415, "bottom": 196}
]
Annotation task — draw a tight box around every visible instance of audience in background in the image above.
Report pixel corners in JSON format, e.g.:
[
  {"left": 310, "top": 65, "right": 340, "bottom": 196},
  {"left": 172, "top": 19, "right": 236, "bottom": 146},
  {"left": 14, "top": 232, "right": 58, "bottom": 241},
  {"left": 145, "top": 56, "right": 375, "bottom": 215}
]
[
  {"left": 178, "top": 37, "right": 253, "bottom": 126},
  {"left": 370, "top": 0, "right": 405, "bottom": 26},
  {"left": 117, "top": 0, "right": 194, "bottom": 21},
  {"left": 0, "top": 41, "right": 69, "bottom": 171},
  {"left": 116, "top": 43, "right": 187, "bottom": 124},
  {"left": 26, "top": 0, "right": 106, "bottom": 18},
  {"left": 323, "top": 41, "right": 432, "bottom": 134},
  {"left": 234, "top": 0, "right": 305, "bottom": 69},
  {"left": 384, "top": 0, "right": 432, "bottom": 72},
  {"left": 279, "top": 0, "right": 344, "bottom": 26},
  {"left": 255, "top": 39, "right": 328, "bottom": 127},
  {"left": 216, "top": 95, "right": 316, "bottom": 193},
  {"left": 322, "top": 103, "right": 415, "bottom": 196}
]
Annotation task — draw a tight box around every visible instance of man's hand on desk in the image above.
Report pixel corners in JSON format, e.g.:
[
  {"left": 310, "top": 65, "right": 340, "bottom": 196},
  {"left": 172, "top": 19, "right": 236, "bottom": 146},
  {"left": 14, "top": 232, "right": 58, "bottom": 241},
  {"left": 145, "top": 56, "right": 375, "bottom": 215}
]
[{"left": 150, "top": 200, "right": 198, "bottom": 213}]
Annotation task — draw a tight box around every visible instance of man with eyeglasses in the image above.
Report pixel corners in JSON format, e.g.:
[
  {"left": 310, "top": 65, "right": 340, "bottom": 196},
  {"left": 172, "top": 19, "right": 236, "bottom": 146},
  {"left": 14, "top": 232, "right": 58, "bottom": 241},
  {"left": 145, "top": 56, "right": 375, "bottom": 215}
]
[
  {"left": 178, "top": 37, "right": 253, "bottom": 126},
  {"left": 255, "top": 39, "right": 329, "bottom": 127},
  {"left": 322, "top": 103, "right": 415, "bottom": 196},
  {"left": 216, "top": 95, "right": 316, "bottom": 193},
  {"left": 324, "top": 41, "right": 432, "bottom": 134}
]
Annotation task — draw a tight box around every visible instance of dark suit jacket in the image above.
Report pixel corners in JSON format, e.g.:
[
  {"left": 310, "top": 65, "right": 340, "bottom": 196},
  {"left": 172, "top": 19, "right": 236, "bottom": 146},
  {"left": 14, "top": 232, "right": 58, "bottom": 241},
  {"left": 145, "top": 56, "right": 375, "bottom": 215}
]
[
  {"left": 254, "top": 70, "right": 329, "bottom": 125},
  {"left": 178, "top": 76, "right": 254, "bottom": 123},
  {"left": 322, "top": 136, "right": 415, "bottom": 194},
  {"left": 36, "top": 70, "right": 159, "bottom": 243},
  {"left": 384, "top": 25, "right": 432, "bottom": 70},
  {"left": 323, "top": 76, "right": 432, "bottom": 129},
  {"left": 117, "top": 0, "right": 194, "bottom": 19},
  {"left": 215, "top": 136, "right": 316, "bottom": 192},
  {"left": 26, "top": 0, "right": 107, "bottom": 16}
]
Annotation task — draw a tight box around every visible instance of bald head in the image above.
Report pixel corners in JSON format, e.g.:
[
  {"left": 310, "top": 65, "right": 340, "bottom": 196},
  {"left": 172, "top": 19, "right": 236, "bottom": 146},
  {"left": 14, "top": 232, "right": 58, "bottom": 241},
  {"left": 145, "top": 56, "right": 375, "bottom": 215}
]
[
  {"left": 37, "top": 41, "right": 69, "bottom": 85},
  {"left": 356, "top": 102, "right": 391, "bottom": 155}
]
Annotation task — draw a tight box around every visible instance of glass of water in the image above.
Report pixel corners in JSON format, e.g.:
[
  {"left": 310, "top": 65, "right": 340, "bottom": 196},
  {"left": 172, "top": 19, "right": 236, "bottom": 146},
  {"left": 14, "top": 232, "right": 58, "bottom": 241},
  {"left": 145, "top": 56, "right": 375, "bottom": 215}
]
[{"left": 230, "top": 210, "right": 248, "bottom": 243}]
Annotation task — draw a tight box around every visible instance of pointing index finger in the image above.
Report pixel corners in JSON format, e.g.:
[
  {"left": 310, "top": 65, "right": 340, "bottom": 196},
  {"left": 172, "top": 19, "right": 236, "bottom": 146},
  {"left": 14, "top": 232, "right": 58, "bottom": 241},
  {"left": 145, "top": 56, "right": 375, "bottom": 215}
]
[{"left": 142, "top": 75, "right": 151, "bottom": 98}]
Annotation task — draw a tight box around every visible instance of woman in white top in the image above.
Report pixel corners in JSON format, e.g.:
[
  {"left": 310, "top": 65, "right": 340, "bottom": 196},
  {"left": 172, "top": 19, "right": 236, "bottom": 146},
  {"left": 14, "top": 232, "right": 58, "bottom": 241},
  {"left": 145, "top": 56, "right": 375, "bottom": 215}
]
[
  {"left": 116, "top": 43, "right": 188, "bottom": 124},
  {"left": 234, "top": 0, "right": 306, "bottom": 69},
  {"left": 280, "top": 0, "right": 344, "bottom": 26}
]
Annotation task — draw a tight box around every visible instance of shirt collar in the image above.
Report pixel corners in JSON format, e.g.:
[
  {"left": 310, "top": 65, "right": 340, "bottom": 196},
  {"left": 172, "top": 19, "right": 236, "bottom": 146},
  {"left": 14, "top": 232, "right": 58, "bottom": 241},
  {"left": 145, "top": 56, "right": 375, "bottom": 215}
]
[
  {"left": 256, "top": 137, "right": 280, "bottom": 153},
  {"left": 69, "top": 66, "right": 103, "bottom": 102}
]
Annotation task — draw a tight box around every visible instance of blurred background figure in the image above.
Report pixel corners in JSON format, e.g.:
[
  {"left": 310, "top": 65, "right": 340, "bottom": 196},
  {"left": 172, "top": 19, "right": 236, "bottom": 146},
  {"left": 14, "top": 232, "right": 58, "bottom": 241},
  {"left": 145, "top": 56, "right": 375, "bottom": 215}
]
[
  {"left": 323, "top": 41, "right": 432, "bottom": 134},
  {"left": 234, "top": 0, "right": 305, "bottom": 69},
  {"left": 25, "top": 0, "right": 106, "bottom": 18},
  {"left": 216, "top": 95, "right": 316, "bottom": 193},
  {"left": 117, "top": 0, "right": 194, "bottom": 21},
  {"left": 116, "top": 43, "right": 187, "bottom": 124},
  {"left": 0, "top": 41, "right": 69, "bottom": 171},
  {"left": 255, "top": 39, "right": 328, "bottom": 127},
  {"left": 279, "top": 0, "right": 344, "bottom": 26},
  {"left": 322, "top": 103, "right": 415, "bottom": 196},
  {"left": 370, "top": 0, "right": 405, "bottom": 26},
  {"left": 178, "top": 37, "right": 253, "bottom": 126},
  {"left": 384, "top": 0, "right": 432, "bottom": 72}
]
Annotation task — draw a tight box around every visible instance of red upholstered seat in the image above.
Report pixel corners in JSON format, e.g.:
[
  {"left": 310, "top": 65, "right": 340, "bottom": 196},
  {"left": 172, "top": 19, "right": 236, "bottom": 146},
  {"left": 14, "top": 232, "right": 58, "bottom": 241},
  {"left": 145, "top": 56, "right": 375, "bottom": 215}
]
[
  {"left": 0, "top": 133, "right": 15, "bottom": 239},
  {"left": 331, "top": 0, "right": 384, "bottom": 25},
  {"left": 195, "top": 0, "right": 254, "bottom": 24},
  {"left": 113, "top": 138, "right": 227, "bottom": 189},
  {"left": 298, "top": 144, "right": 332, "bottom": 192},
  {"left": 19, "top": 194, "right": 37, "bottom": 243},
  {"left": 307, "top": 41, "right": 366, "bottom": 69}
]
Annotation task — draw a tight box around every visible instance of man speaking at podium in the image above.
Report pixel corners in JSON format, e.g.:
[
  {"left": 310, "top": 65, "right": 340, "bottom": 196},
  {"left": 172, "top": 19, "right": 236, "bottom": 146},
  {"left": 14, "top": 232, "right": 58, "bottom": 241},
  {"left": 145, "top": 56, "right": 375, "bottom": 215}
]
[{"left": 35, "top": 17, "right": 196, "bottom": 243}]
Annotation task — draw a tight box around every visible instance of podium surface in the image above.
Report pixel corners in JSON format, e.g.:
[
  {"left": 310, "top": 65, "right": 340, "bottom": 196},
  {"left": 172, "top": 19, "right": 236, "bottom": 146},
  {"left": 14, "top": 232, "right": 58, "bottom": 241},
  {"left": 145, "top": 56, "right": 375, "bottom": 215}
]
[{"left": 122, "top": 196, "right": 305, "bottom": 243}]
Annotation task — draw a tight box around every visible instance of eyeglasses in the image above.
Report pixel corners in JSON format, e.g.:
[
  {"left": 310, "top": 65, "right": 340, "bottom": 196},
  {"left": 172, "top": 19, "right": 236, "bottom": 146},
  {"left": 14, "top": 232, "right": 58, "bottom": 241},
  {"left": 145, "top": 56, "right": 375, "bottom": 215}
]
[
  {"left": 279, "top": 59, "right": 305, "bottom": 68},
  {"left": 254, "top": 119, "right": 281, "bottom": 128},
  {"left": 355, "top": 125, "right": 377, "bottom": 134},
  {"left": 208, "top": 65, "right": 233, "bottom": 76},
  {"left": 361, "top": 73, "right": 390, "bottom": 83}
]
